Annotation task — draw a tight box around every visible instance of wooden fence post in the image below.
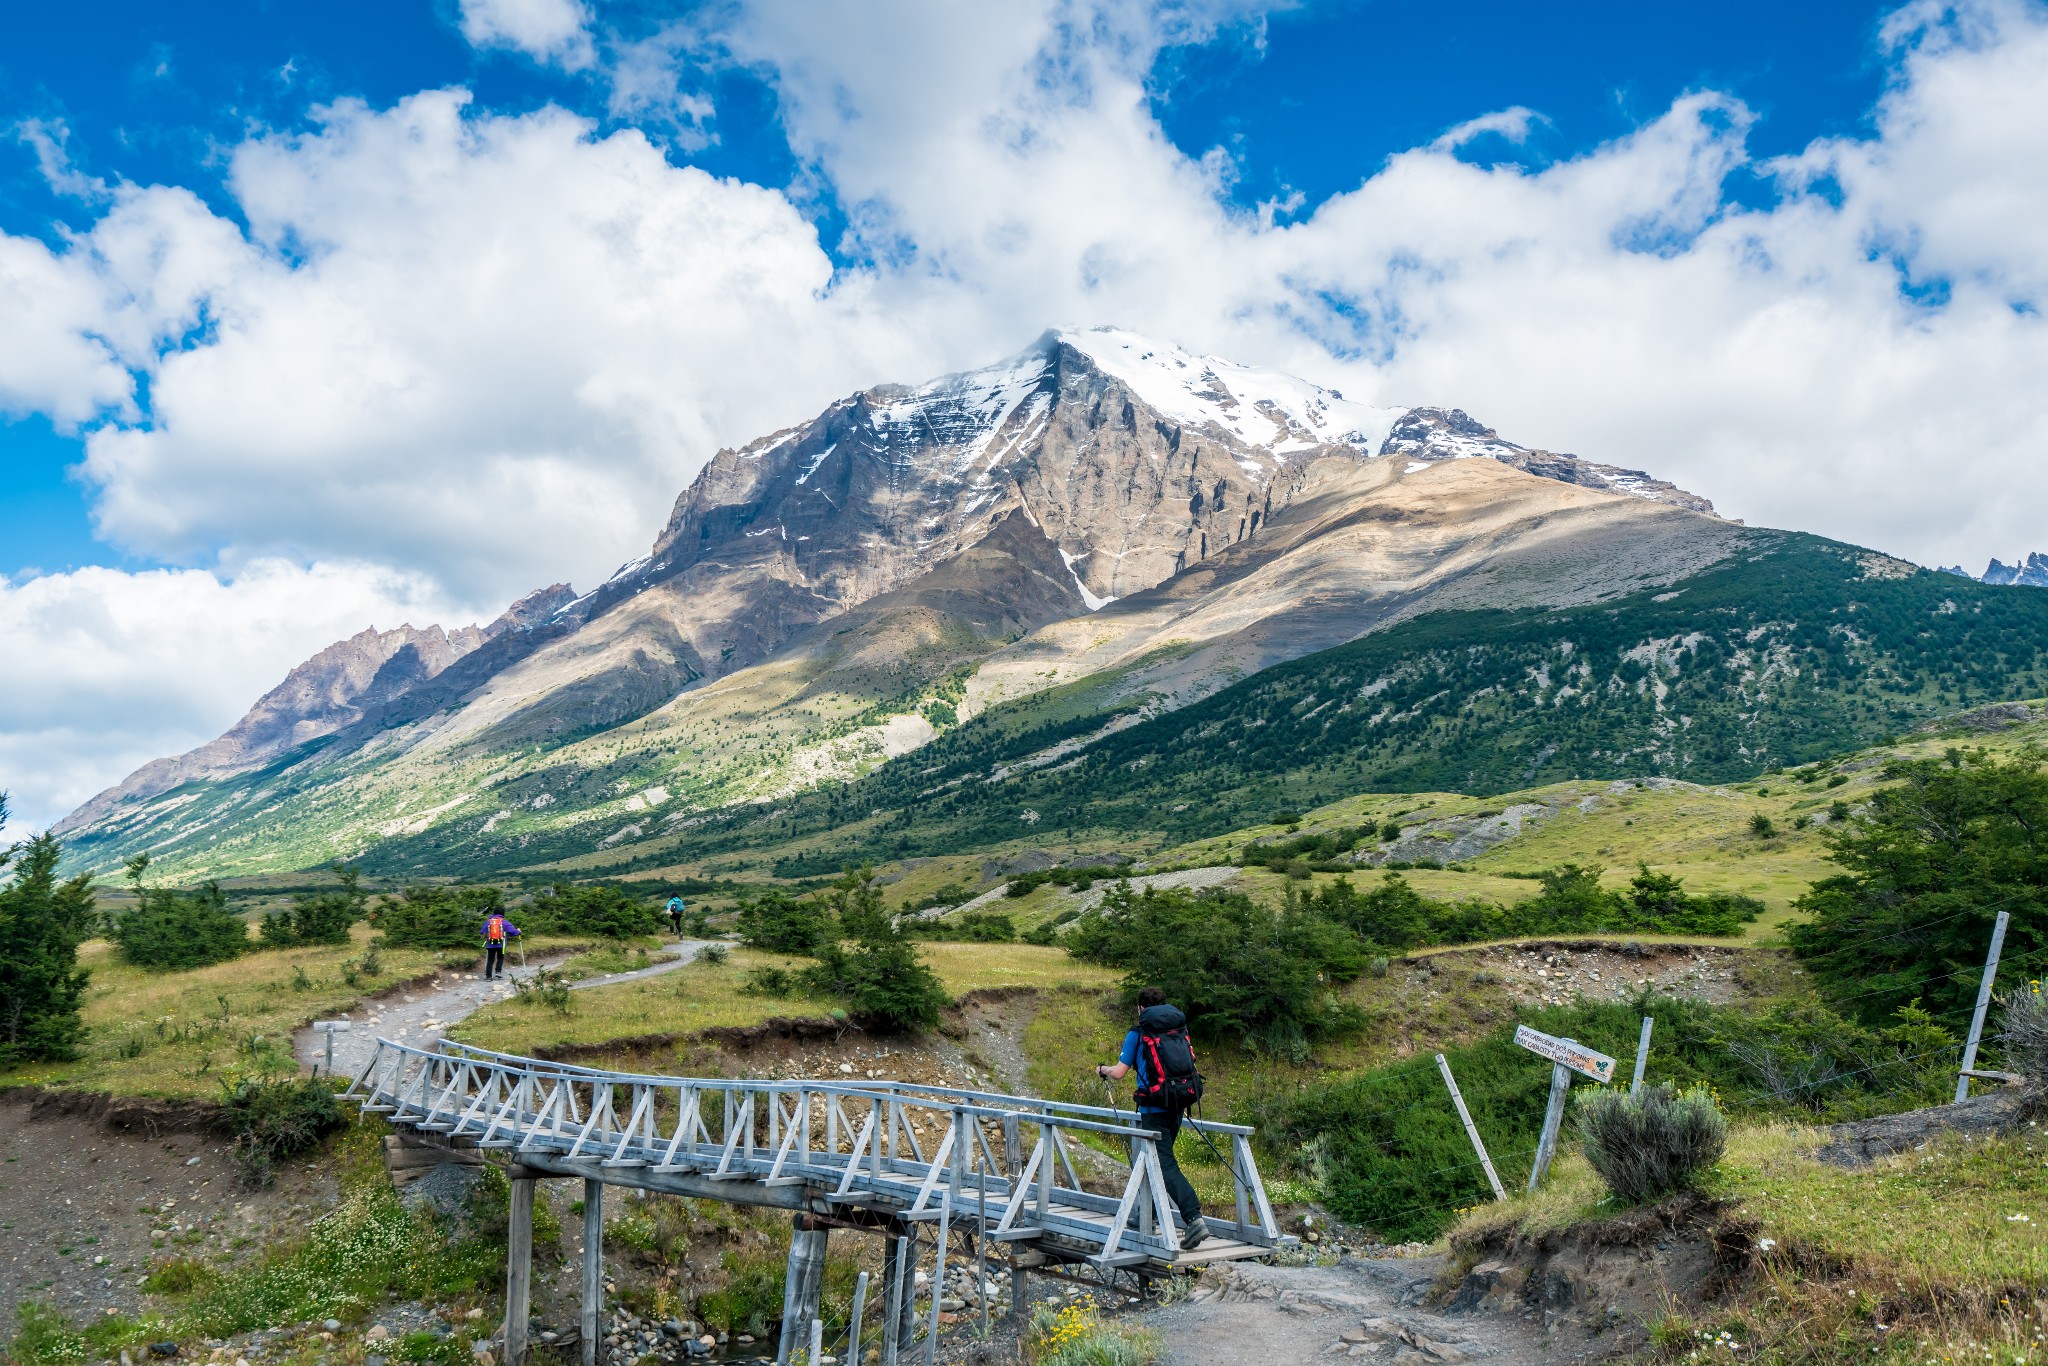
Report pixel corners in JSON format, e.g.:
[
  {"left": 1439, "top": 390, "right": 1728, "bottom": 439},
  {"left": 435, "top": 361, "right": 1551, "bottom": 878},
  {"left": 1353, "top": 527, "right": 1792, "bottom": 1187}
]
[
  {"left": 1956, "top": 911, "right": 2012, "bottom": 1104},
  {"left": 1435, "top": 1054, "right": 1505, "bottom": 1201},
  {"left": 1527, "top": 1062, "right": 1572, "bottom": 1192},
  {"left": 1631, "top": 1017, "right": 1654, "bottom": 1096}
]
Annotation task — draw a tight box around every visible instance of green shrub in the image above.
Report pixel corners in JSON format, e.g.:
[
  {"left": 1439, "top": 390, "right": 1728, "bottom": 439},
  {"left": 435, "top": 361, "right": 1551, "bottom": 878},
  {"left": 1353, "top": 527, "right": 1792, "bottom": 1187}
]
[
  {"left": 259, "top": 864, "right": 367, "bottom": 947},
  {"left": 511, "top": 967, "right": 573, "bottom": 1014},
  {"left": 1378, "top": 820, "right": 1403, "bottom": 842},
  {"left": 1576, "top": 1082, "right": 1728, "bottom": 1203},
  {"left": 1069, "top": 885, "right": 1365, "bottom": 1058},
  {"left": 0, "top": 816, "right": 95, "bottom": 1065},
  {"left": 696, "top": 1249, "right": 783, "bottom": 1337},
  {"left": 734, "top": 890, "right": 834, "bottom": 954},
  {"left": 915, "top": 911, "right": 1016, "bottom": 942},
  {"left": 111, "top": 879, "right": 249, "bottom": 971},
  {"left": 742, "top": 966, "right": 798, "bottom": 998},
  {"left": 1239, "top": 826, "right": 1367, "bottom": 870},
  {"left": 524, "top": 883, "right": 660, "bottom": 940},
  {"left": 799, "top": 932, "right": 949, "bottom": 1033},
  {"left": 373, "top": 884, "right": 503, "bottom": 950},
  {"left": 216, "top": 1076, "right": 346, "bottom": 1186},
  {"left": 1749, "top": 812, "right": 1778, "bottom": 839},
  {"left": 140, "top": 1257, "right": 215, "bottom": 1294}
]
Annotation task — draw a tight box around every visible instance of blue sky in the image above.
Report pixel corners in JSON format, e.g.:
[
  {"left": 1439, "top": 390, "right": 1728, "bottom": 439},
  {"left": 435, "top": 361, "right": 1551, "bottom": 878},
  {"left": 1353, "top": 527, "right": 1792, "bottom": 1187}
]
[
  {"left": 4, "top": 0, "right": 2047, "bottom": 833},
  {"left": 2, "top": 0, "right": 1895, "bottom": 578}
]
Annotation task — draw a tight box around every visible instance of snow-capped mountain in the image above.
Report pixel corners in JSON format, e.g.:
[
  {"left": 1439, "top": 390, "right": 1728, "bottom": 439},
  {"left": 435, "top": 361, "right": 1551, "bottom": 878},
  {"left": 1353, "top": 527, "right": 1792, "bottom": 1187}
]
[
  {"left": 58, "top": 328, "right": 1729, "bottom": 871},
  {"left": 1940, "top": 552, "right": 2048, "bottom": 587}
]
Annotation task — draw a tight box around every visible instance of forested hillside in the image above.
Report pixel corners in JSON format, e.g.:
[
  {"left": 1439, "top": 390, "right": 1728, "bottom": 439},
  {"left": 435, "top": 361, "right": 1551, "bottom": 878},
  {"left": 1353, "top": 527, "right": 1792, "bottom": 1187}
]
[{"left": 632, "top": 532, "right": 2048, "bottom": 874}]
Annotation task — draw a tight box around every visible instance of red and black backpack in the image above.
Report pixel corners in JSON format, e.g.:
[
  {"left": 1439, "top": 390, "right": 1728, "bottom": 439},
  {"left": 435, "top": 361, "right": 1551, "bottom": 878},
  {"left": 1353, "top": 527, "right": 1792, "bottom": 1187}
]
[{"left": 1134, "top": 1016, "right": 1205, "bottom": 1110}]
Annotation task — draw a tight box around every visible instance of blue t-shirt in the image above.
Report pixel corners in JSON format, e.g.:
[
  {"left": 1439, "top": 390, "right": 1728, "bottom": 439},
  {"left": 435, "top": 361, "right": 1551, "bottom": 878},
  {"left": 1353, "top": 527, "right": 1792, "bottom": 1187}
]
[{"left": 1119, "top": 1030, "right": 1164, "bottom": 1114}]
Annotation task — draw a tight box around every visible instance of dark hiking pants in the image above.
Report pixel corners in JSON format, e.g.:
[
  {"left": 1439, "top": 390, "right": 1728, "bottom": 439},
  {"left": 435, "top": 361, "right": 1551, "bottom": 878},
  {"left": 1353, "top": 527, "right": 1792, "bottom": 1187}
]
[
  {"left": 1139, "top": 1108, "right": 1202, "bottom": 1227},
  {"left": 485, "top": 942, "right": 504, "bottom": 978}
]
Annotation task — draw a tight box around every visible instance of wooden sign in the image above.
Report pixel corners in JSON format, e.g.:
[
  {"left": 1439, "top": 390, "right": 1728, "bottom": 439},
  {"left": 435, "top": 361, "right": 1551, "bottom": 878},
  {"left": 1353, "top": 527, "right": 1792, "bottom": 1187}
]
[{"left": 1514, "top": 1025, "right": 1616, "bottom": 1084}]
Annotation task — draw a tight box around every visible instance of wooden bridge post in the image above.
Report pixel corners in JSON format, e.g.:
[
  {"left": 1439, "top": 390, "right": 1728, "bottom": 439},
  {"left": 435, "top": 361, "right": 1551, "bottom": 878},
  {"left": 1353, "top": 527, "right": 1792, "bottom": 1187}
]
[
  {"left": 880, "top": 1233, "right": 914, "bottom": 1366},
  {"left": 775, "top": 1215, "right": 829, "bottom": 1366},
  {"left": 580, "top": 1178, "right": 603, "bottom": 1366},
  {"left": 504, "top": 1173, "right": 536, "bottom": 1366}
]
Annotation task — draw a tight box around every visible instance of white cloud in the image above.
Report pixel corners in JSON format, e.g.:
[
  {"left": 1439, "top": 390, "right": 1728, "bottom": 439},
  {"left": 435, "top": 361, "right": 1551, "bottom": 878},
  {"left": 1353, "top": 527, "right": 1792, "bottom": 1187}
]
[
  {"left": 0, "top": 559, "right": 458, "bottom": 837},
  {"left": 457, "top": 0, "right": 597, "bottom": 71},
  {"left": 6, "top": 0, "right": 2048, "bottom": 831}
]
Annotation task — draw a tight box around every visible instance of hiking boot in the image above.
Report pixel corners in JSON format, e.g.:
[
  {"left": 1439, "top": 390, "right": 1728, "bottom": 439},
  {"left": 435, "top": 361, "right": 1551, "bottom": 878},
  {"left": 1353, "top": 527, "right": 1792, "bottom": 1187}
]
[{"left": 1179, "top": 1217, "right": 1210, "bottom": 1252}]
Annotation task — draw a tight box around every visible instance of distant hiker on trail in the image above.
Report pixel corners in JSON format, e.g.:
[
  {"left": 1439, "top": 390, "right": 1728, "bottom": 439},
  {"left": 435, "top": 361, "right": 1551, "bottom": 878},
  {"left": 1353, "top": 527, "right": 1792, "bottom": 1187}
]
[
  {"left": 665, "top": 895, "right": 685, "bottom": 936},
  {"left": 481, "top": 910, "right": 521, "bottom": 981},
  {"left": 1096, "top": 985, "right": 1209, "bottom": 1250}
]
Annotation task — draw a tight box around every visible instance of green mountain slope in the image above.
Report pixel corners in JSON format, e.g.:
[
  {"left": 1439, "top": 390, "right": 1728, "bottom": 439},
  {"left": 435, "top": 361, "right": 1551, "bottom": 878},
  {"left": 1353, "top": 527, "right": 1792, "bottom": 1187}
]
[{"left": 640, "top": 532, "right": 2048, "bottom": 873}]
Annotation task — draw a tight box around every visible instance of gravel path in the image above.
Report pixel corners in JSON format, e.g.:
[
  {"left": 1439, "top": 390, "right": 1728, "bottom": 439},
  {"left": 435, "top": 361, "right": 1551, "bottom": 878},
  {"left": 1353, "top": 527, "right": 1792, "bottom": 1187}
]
[
  {"left": 295, "top": 940, "right": 717, "bottom": 1078},
  {"left": 1153, "top": 1256, "right": 1568, "bottom": 1364}
]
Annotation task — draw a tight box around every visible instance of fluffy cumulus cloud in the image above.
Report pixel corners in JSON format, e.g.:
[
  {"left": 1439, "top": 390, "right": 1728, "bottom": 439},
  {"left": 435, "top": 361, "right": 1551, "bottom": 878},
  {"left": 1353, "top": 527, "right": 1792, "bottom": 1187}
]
[
  {"left": 458, "top": 0, "right": 598, "bottom": 70},
  {"left": 0, "top": 560, "right": 455, "bottom": 840},
  {"left": 4, "top": 0, "right": 2048, "bottom": 831}
]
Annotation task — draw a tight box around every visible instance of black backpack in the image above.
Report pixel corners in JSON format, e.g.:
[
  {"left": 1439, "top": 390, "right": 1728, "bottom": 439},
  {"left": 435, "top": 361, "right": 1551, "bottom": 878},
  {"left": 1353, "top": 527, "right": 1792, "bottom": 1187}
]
[{"left": 1134, "top": 1016, "right": 1204, "bottom": 1111}]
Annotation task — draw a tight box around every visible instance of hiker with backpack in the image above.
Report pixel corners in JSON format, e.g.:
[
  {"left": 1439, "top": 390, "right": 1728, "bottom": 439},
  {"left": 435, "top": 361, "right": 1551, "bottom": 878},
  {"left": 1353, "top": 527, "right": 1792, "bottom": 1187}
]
[
  {"left": 480, "top": 909, "right": 521, "bottom": 981},
  {"left": 1095, "top": 985, "right": 1209, "bottom": 1250},
  {"left": 665, "top": 894, "right": 685, "bottom": 936}
]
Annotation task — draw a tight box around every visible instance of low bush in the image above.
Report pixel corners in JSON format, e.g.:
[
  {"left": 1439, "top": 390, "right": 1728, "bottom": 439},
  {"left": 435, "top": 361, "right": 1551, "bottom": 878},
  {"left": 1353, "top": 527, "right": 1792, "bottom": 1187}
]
[
  {"left": 1294, "top": 865, "right": 1764, "bottom": 951},
  {"left": 914, "top": 910, "right": 1016, "bottom": 942},
  {"left": 511, "top": 967, "right": 573, "bottom": 1014},
  {"left": 374, "top": 884, "right": 504, "bottom": 950},
  {"left": 1005, "top": 863, "right": 1133, "bottom": 897},
  {"left": 111, "top": 880, "right": 249, "bottom": 971},
  {"left": 259, "top": 864, "right": 367, "bottom": 947},
  {"left": 524, "top": 883, "right": 661, "bottom": 941},
  {"left": 216, "top": 1075, "right": 347, "bottom": 1186},
  {"left": 1576, "top": 1082, "right": 1728, "bottom": 1203},
  {"left": 1239, "top": 826, "right": 1368, "bottom": 870}
]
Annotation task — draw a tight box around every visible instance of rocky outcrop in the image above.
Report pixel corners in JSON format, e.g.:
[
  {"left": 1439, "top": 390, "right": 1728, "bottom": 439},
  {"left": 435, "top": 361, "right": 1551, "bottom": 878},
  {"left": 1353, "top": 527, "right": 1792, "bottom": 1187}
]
[{"left": 1382, "top": 407, "right": 1717, "bottom": 514}]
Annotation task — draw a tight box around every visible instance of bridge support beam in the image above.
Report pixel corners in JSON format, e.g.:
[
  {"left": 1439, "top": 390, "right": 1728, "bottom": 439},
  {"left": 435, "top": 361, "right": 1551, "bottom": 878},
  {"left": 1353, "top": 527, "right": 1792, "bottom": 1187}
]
[
  {"left": 581, "top": 1179, "right": 604, "bottom": 1366},
  {"left": 776, "top": 1216, "right": 829, "bottom": 1366},
  {"left": 880, "top": 1233, "right": 917, "bottom": 1366},
  {"left": 504, "top": 1174, "right": 536, "bottom": 1366}
]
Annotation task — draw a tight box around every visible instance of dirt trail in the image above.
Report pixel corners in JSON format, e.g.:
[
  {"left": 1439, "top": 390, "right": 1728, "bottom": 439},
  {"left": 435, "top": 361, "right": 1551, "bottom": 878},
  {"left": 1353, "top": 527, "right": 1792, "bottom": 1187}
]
[
  {"left": 1152, "top": 1256, "right": 1573, "bottom": 1364},
  {"left": 293, "top": 940, "right": 717, "bottom": 1077}
]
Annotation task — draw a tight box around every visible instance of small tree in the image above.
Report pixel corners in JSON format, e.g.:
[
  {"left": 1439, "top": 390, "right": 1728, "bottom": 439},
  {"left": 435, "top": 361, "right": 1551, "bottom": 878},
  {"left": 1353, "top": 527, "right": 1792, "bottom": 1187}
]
[
  {"left": 1576, "top": 1082, "right": 1727, "bottom": 1203},
  {"left": 735, "top": 889, "right": 833, "bottom": 954},
  {"left": 801, "top": 931, "right": 949, "bottom": 1033},
  {"left": 0, "top": 797, "right": 96, "bottom": 1064},
  {"left": 823, "top": 865, "right": 893, "bottom": 939}
]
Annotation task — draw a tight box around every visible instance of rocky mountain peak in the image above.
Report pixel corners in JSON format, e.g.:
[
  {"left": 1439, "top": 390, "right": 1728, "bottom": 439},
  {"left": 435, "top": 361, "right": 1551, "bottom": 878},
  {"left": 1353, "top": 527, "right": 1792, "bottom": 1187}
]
[
  {"left": 1381, "top": 407, "right": 1716, "bottom": 514},
  {"left": 1940, "top": 552, "right": 2048, "bottom": 586}
]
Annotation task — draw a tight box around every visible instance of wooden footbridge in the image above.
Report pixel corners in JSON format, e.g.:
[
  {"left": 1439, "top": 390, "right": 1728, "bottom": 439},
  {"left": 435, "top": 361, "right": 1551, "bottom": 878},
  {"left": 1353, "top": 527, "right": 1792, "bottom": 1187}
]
[{"left": 345, "top": 1039, "right": 1281, "bottom": 1365}]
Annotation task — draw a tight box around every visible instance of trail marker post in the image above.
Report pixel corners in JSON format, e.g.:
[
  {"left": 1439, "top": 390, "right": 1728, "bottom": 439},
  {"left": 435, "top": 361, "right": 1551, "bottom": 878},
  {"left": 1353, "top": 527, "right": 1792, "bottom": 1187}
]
[
  {"left": 1956, "top": 910, "right": 2012, "bottom": 1104},
  {"left": 1515, "top": 1027, "right": 1617, "bottom": 1191},
  {"left": 1435, "top": 1053, "right": 1506, "bottom": 1201},
  {"left": 1631, "top": 1017, "right": 1655, "bottom": 1096},
  {"left": 312, "top": 1020, "right": 351, "bottom": 1073}
]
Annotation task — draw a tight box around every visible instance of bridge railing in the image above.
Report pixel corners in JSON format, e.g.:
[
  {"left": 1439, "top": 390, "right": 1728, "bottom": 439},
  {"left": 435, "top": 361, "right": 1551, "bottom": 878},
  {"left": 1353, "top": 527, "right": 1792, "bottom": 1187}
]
[{"left": 346, "top": 1037, "right": 1278, "bottom": 1264}]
